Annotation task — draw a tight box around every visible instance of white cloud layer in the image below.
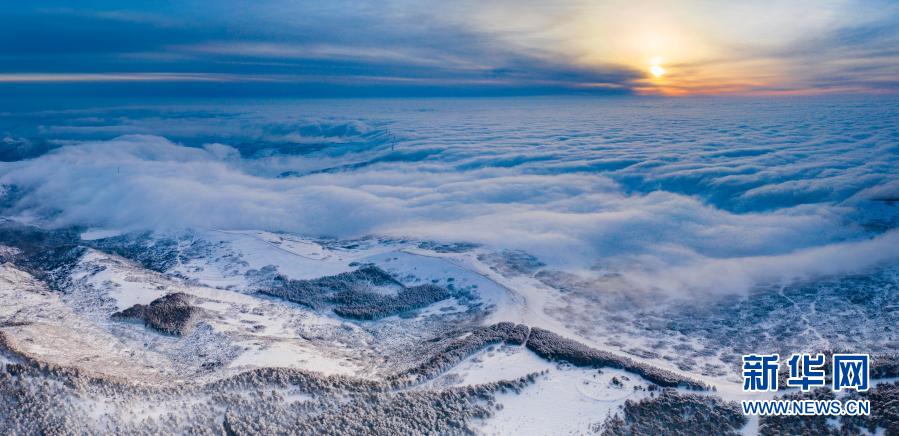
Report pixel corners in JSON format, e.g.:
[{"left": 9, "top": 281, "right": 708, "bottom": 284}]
[{"left": 1, "top": 97, "right": 897, "bottom": 298}]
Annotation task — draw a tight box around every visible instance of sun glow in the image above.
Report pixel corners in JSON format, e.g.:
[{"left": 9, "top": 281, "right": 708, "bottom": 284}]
[{"left": 649, "top": 57, "right": 666, "bottom": 78}]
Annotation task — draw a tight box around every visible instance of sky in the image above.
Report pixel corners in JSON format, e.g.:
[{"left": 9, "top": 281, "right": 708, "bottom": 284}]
[{"left": 1, "top": 0, "right": 899, "bottom": 96}]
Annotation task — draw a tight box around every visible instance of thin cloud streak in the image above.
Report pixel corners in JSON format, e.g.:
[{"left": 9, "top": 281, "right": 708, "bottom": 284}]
[{"left": 0, "top": 73, "right": 238, "bottom": 83}]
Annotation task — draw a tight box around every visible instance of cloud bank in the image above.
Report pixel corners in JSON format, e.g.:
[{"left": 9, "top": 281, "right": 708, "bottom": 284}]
[{"left": 1, "top": 97, "right": 897, "bottom": 298}]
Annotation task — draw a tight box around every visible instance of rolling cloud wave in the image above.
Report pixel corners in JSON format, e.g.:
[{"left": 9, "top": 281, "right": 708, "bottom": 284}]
[{"left": 1, "top": 97, "right": 897, "bottom": 298}]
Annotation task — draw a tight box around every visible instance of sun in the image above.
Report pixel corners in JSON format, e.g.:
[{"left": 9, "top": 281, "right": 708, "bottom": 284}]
[{"left": 648, "top": 56, "right": 666, "bottom": 78}]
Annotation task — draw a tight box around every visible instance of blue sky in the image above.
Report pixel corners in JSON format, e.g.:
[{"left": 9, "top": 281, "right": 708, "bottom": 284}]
[{"left": 2, "top": 0, "right": 899, "bottom": 96}]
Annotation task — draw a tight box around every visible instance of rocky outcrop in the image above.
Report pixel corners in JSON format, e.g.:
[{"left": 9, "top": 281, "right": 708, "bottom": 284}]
[{"left": 111, "top": 292, "right": 201, "bottom": 336}]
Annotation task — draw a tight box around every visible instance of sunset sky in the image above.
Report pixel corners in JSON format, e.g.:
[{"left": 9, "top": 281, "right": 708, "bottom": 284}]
[{"left": 2, "top": 0, "right": 899, "bottom": 96}]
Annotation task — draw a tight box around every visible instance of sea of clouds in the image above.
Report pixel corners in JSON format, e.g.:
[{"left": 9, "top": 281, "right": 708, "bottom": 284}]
[{"left": 1, "top": 96, "right": 897, "bottom": 298}]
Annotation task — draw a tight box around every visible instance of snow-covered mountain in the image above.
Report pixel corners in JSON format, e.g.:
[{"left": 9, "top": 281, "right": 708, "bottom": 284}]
[
  {"left": 0, "top": 222, "right": 896, "bottom": 434},
  {"left": 1, "top": 96, "right": 898, "bottom": 434}
]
